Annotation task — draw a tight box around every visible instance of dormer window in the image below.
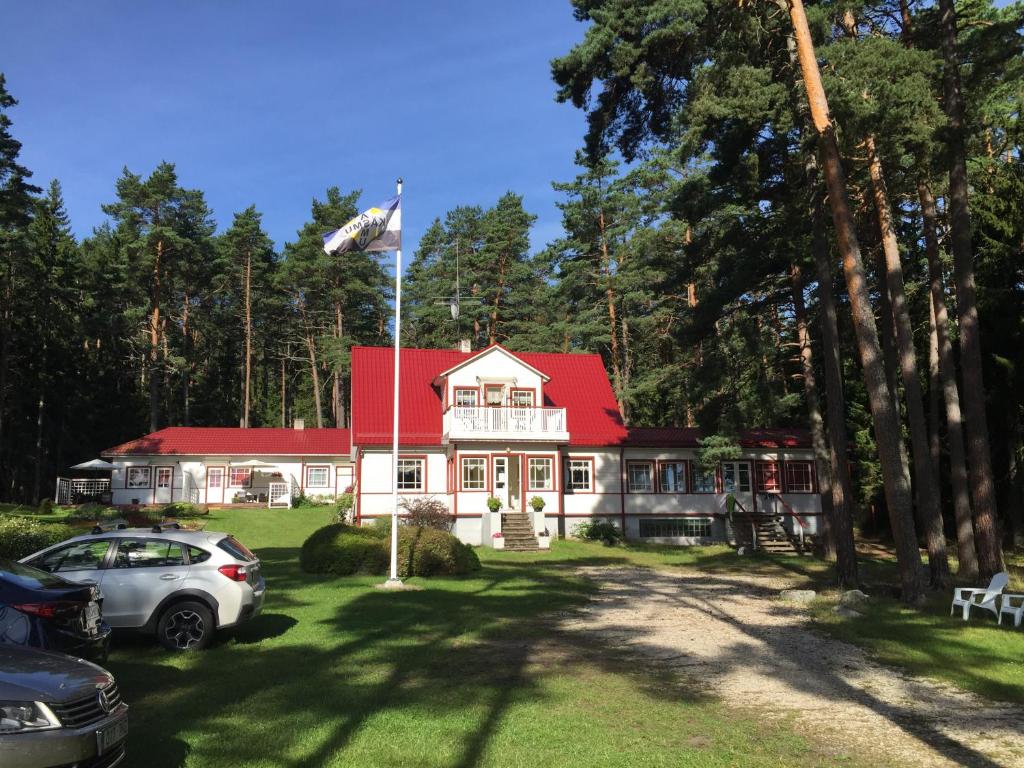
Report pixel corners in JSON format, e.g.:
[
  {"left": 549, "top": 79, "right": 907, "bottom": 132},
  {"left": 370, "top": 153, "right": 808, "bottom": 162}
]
[
  {"left": 484, "top": 384, "right": 504, "bottom": 406},
  {"left": 510, "top": 389, "right": 535, "bottom": 408},
  {"left": 454, "top": 388, "right": 479, "bottom": 408}
]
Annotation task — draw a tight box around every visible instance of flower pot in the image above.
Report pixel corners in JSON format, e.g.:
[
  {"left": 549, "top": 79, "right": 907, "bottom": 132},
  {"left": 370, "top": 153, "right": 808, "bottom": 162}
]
[
  {"left": 492, "top": 537, "right": 505, "bottom": 550},
  {"left": 537, "top": 535, "right": 551, "bottom": 550}
]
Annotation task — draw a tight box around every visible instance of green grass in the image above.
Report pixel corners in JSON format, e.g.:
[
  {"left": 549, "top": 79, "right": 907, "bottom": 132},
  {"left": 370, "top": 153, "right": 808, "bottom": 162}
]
[{"left": 105, "top": 509, "right": 860, "bottom": 768}]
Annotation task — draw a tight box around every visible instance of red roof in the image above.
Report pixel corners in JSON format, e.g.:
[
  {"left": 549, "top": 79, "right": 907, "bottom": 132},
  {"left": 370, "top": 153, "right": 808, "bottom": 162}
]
[
  {"left": 350, "top": 346, "right": 628, "bottom": 447},
  {"left": 102, "top": 427, "right": 350, "bottom": 457},
  {"left": 626, "top": 427, "right": 812, "bottom": 449}
]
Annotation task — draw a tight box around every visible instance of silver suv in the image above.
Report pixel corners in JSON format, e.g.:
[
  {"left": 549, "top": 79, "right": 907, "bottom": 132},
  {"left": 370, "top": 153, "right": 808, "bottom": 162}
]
[
  {"left": 20, "top": 525, "right": 265, "bottom": 651},
  {"left": 0, "top": 644, "right": 129, "bottom": 768}
]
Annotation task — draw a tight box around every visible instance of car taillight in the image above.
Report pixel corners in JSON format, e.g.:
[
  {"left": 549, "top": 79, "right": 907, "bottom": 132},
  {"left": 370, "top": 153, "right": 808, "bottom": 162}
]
[
  {"left": 217, "top": 564, "right": 247, "bottom": 582},
  {"left": 11, "top": 602, "right": 79, "bottom": 619}
]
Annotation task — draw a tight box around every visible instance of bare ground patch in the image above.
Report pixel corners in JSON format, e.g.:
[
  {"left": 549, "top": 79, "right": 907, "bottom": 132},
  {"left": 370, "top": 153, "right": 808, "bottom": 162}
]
[{"left": 557, "top": 566, "right": 1024, "bottom": 768}]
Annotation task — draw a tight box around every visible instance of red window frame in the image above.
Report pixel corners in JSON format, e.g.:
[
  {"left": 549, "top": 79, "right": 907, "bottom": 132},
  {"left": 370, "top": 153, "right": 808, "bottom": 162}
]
[
  {"left": 784, "top": 461, "right": 816, "bottom": 493},
  {"left": 657, "top": 460, "right": 688, "bottom": 493},
  {"left": 755, "top": 461, "right": 781, "bottom": 493},
  {"left": 453, "top": 386, "right": 479, "bottom": 408},
  {"left": 526, "top": 456, "right": 555, "bottom": 491},
  {"left": 626, "top": 461, "right": 655, "bottom": 493},
  {"left": 483, "top": 384, "right": 504, "bottom": 406},
  {"left": 305, "top": 465, "right": 331, "bottom": 489},
  {"left": 687, "top": 460, "right": 719, "bottom": 494},
  {"left": 396, "top": 455, "right": 427, "bottom": 493},
  {"left": 564, "top": 456, "right": 595, "bottom": 494},
  {"left": 228, "top": 467, "right": 252, "bottom": 488},
  {"left": 125, "top": 466, "right": 152, "bottom": 490},
  {"left": 509, "top": 387, "right": 537, "bottom": 407},
  {"left": 459, "top": 454, "right": 489, "bottom": 492}
]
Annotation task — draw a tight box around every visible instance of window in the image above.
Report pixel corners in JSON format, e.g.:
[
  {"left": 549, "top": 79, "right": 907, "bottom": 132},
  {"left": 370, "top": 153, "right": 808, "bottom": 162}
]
[
  {"left": 461, "top": 457, "right": 487, "bottom": 491},
  {"left": 229, "top": 468, "right": 252, "bottom": 487},
  {"left": 207, "top": 467, "right": 224, "bottom": 489},
  {"left": 722, "top": 462, "right": 751, "bottom": 493},
  {"left": 639, "top": 518, "right": 713, "bottom": 538},
  {"left": 484, "top": 384, "right": 504, "bottom": 406},
  {"left": 692, "top": 465, "right": 717, "bottom": 493},
  {"left": 528, "top": 458, "right": 553, "bottom": 491},
  {"left": 454, "top": 388, "right": 478, "bottom": 407},
  {"left": 113, "top": 539, "right": 186, "bottom": 569},
  {"left": 756, "top": 461, "right": 781, "bottom": 493},
  {"left": 397, "top": 458, "right": 424, "bottom": 492},
  {"left": 627, "top": 462, "right": 654, "bottom": 492},
  {"left": 188, "top": 546, "right": 212, "bottom": 564},
  {"left": 566, "top": 459, "right": 593, "bottom": 492},
  {"left": 510, "top": 389, "right": 535, "bottom": 407},
  {"left": 126, "top": 467, "right": 151, "bottom": 489},
  {"left": 306, "top": 466, "right": 330, "bottom": 488},
  {"left": 659, "top": 461, "right": 687, "bottom": 493},
  {"left": 785, "top": 461, "right": 815, "bottom": 493},
  {"left": 156, "top": 467, "right": 172, "bottom": 489},
  {"left": 32, "top": 541, "right": 111, "bottom": 573}
]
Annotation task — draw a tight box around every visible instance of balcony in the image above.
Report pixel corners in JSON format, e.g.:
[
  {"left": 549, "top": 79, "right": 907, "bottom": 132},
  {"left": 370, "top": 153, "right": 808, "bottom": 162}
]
[{"left": 443, "top": 406, "right": 569, "bottom": 443}]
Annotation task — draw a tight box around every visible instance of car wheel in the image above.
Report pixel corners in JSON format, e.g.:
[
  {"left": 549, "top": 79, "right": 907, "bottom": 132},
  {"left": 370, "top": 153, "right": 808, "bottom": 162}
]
[{"left": 156, "top": 601, "right": 214, "bottom": 651}]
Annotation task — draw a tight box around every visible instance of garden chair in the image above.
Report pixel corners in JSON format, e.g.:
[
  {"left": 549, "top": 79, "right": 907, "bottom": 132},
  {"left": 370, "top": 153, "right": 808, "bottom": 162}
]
[
  {"left": 998, "top": 593, "right": 1024, "bottom": 628},
  {"left": 950, "top": 572, "right": 1009, "bottom": 621}
]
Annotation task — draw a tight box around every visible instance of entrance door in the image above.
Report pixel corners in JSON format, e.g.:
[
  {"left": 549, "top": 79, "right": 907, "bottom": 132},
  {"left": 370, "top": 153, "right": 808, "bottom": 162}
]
[
  {"left": 155, "top": 466, "right": 173, "bottom": 504},
  {"left": 337, "top": 466, "right": 354, "bottom": 495},
  {"left": 206, "top": 467, "right": 225, "bottom": 504},
  {"left": 508, "top": 456, "right": 522, "bottom": 512},
  {"left": 721, "top": 461, "right": 754, "bottom": 513},
  {"left": 493, "top": 457, "right": 508, "bottom": 510}
]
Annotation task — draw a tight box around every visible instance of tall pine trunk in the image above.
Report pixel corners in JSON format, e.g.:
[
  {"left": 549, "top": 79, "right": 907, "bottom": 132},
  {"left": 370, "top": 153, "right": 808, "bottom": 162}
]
[
  {"left": 866, "top": 136, "right": 950, "bottom": 588},
  {"left": 243, "top": 251, "right": 252, "bottom": 428},
  {"left": 919, "top": 181, "right": 979, "bottom": 577},
  {"left": 598, "top": 208, "right": 625, "bottom": 417},
  {"left": 148, "top": 239, "right": 163, "bottom": 432},
  {"left": 937, "top": 0, "right": 1003, "bottom": 577},
  {"left": 789, "top": 0, "right": 920, "bottom": 601}
]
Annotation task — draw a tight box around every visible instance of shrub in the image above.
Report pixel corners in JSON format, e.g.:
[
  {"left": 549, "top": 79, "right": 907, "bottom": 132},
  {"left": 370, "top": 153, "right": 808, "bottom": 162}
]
[
  {"left": 0, "top": 516, "right": 74, "bottom": 560},
  {"left": 399, "top": 496, "right": 452, "bottom": 531},
  {"left": 486, "top": 496, "right": 502, "bottom": 513},
  {"left": 334, "top": 492, "right": 355, "bottom": 523},
  {"left": 67, "top": 502, "right": 120, "bottom": 522},
  {"left": 161, "top": 502, "right": 209, "bottom": 518},
  {"left": 573, "top": 520, "right": 622, "bottom": 546},
  {"left": 37, "top": 498, "right": 53, "bottom": 515},
  {"left": 529, "top": 496, "right": 545, "bottom": 512},
  {"left": 300, "top": 522, "right": 480, "bottom": 577},
  {"left": 371, "top": 516, "right": 392, "bottom": 538}
]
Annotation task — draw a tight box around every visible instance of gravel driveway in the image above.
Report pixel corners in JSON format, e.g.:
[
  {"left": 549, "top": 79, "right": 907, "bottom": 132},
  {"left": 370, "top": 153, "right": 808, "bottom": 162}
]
[{"left": 558, "top": 566, "right": 1024, "bottom": 767}]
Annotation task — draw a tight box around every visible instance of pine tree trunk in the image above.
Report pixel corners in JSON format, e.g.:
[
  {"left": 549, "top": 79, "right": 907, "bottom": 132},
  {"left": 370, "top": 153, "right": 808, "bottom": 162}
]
[
  {"left": 598, "top": 208, "right": 625, "bottom": 416},
  {"left": 33, "top": 339, "right": 45, "bottom": 505},
  {"left": 280, "top": 353, "right": 287, "bottom": 428},
  {"left": 789, "top": 0, "right": 920, "bottom": 601},
  {"left": 919, "top": 181, "right": 979, "bottom": 577},
  {"left": 790, "top": 263, "right": 836, "bottom": 561},
  {"left": 149, "top": 239, "right": 163, "bottom": 432},
  {"left": 0, "top": 259, "right": 10, "bottom": 491},
  {"left": 302, "top": 316, "right": 324, "bottom": 429},
  {"left": 927, "top": 299, "right": 942, "bottom": 496},
  {"left": 874, "top": 250, "right": 903, "bottom": 424},
  {"left": 244, "top": 251, "right": 252, "bottom": 428},
  {"left": 938, "top": 0, "right": 1003, "bottom": 577},
  {"left": 809, "top": 179, "right": 859, "bottom": 586},
  {"left": 182, "top": 293, "right": 191, "bottom": 426},
  {"left": 489, "top": 255, "right": 506, "bottom": 346},
  {"left": 866, "top": 136, "right": 950, "bottom": 588}
]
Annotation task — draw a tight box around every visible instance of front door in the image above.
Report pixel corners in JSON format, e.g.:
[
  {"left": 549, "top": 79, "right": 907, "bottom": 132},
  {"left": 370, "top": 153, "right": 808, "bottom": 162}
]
[
  {"left": 207, "top": 467, "right": 225, "bottom": 504},
  {"left": 493, "top": 457, "right": 508, "bottom": 510},
  {"left": 155, "top": 466, "right": 173, "bottom": 504},
  {"left": 721, "top": 461, "right": 754, "bottom": 513},
  {"left": 508, "top": 456, "right": 522, "bottom": 512}
]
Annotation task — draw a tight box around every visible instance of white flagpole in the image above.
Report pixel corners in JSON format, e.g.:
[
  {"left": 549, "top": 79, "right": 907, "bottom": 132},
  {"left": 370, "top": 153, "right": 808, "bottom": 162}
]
[{"left": 388, "top": 177, "right": 403, "bottom": 584}]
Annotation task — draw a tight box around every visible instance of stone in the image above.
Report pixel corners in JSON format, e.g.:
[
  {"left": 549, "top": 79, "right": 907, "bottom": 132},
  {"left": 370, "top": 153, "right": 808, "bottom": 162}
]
[
  {"left": 780, "top": 589, "right": 816, "bottom": 603},
  {"left": 833, "top": 605, "right": 864, "bottom": 619},
  {"left": 838, "top": 589, "right": 869, "bottom": 607},
  {"left": 374, "top": 579, "right": 424, "bottom": 592}
]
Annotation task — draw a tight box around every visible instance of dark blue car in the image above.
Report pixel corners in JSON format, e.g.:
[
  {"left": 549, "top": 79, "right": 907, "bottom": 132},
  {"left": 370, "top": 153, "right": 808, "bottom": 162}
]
[{"left": 0, "top": 559, "right": 110, "bottom": 660}]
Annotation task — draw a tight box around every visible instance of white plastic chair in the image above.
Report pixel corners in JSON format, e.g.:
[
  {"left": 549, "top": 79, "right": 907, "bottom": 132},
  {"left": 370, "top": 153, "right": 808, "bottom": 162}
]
[
  {"left": 950, "top": 572, "right": 1009, "bottom": 621},
  {"left": 998, "top": 593, "right": 1024, "bottom": 628}
]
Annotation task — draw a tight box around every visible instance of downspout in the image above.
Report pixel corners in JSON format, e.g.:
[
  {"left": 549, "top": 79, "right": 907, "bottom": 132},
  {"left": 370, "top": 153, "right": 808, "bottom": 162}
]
[
  {"left": 354, "top": 448, "right": 362, "bottom": 525},
  {"left": 619, "top": 445, "right": 626, "bottom": 536}
]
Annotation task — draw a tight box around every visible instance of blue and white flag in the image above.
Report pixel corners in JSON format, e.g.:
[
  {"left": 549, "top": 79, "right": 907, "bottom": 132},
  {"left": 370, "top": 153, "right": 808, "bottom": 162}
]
[{"left": 322, "top": 195, "right": 401, "bottom": 254}]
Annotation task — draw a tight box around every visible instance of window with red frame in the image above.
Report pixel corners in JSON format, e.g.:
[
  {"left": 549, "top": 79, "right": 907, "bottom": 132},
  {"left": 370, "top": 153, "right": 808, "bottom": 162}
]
[
  {"left": 784, "top": 461, "right": 815, "bottom": 493},
  {"left": 755, "top": 461, "right": 781, "bottom": 492},
  {"left": 228, "top": 468, "right": 252, "bottom": 487}
]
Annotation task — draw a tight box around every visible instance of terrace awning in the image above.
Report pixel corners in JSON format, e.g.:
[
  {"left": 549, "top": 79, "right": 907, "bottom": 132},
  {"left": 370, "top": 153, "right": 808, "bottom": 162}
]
[{"left": 69, "top": 459, "right": 118, "bottom": 471}]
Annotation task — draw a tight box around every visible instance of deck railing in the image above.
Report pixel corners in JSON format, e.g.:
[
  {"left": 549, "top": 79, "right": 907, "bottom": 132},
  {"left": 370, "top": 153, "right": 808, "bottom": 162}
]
[{"left": 443, "top": 406, "right": 569, "bottom": 442}]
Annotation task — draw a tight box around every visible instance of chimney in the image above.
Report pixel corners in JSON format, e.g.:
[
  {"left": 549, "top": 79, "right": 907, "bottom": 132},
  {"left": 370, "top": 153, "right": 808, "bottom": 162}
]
[
  {"left": 293, "top": 418, "right": 305, "bottom": 431},
  {"left": 459, "top": 339, "right": 472, "bottom": 353}
]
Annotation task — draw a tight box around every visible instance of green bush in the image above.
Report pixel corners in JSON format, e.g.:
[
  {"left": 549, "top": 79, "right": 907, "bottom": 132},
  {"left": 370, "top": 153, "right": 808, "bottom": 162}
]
[
  {"left": 399, "top": 496, "right": 452, "bottom": 531},
  {"left": 37, "top": 498, "right": 53, "bottom": 515},
  {"left": 334, "top": 492, "right": 354, "bottom": 523},
  {"left": 300, "top": 522, "right": 480, "bottom": 577},
  {"left": 573, "top": 520, "right": 622, "bottom": 546},
  {"left": 67, "top": 502, "right": 120, "bottom": 521},
  {"left": 161, "top": 502, "right": 209, "bottom": 518},
  {"left": 0, "top": 516, "right": 74, "bottom": 560}
]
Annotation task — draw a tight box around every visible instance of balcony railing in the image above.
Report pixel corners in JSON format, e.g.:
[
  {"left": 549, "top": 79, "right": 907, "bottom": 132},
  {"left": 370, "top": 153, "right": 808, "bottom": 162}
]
[{"left": 443, "top": 406, "right": 569, "bottom": 442}]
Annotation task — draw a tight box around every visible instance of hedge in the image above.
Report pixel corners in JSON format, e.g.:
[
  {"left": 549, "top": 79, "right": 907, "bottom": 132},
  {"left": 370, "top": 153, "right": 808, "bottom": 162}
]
[
  {"left": 0, "top": 516, "right": 74, "bottom": 561},
  {"left": 300, "top": 522, "right": 480, "bottom": 577}
]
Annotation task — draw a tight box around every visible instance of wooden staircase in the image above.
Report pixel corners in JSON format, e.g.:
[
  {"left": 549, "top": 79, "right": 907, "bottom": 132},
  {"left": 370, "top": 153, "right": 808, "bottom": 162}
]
[
  {"left": 733, "top": 513, "right": 809, "bottom": 555},
  {"left": 500, "top": 511, "right": 540, "bottom": 551}
]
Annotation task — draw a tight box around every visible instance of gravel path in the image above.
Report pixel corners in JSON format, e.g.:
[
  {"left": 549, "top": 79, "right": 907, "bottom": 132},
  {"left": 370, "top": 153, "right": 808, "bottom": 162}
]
[{"left": 558, "top": 566, "right": 1024, "bottom": 767}]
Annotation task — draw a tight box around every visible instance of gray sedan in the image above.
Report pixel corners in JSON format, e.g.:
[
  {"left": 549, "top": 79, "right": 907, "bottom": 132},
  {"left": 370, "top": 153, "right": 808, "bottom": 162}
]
[{"left": 0, "top": 644, "right": 128, "bottom": 768}]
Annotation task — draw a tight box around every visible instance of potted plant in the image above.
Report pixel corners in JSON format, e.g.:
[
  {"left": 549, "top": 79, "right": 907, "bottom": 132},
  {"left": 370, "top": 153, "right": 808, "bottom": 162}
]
[
  {"left": 492, "top": 531, "right": 505, "bottom": 550},
  {"left": 486, "top": 496, "right": 502, "bottom": 514},
  {"left": 537, "top": 526, "right": 551, "bottom": 550},
  {"left": 529, "top": 496, "right": 545, "bottom": 513}
]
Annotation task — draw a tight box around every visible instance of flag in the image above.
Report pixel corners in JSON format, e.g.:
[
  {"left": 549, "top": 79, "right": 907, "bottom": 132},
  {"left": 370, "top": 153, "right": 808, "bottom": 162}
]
[{"left": 322, "top": 195, "right": 401, "bottom": 254}]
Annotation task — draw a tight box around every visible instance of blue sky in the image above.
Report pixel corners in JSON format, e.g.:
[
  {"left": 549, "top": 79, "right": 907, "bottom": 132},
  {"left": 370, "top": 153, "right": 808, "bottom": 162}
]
[{"left": 4, "top": 1, "right": 589, "bottom": 254}]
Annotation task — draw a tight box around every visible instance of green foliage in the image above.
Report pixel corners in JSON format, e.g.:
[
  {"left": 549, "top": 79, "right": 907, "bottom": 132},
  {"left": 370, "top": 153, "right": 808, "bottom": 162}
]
[
  {"left": 396, "top": 525, "right": 481, "bottom": 577},
  {"left": 697, "top": 435, "right": 742, "bottom": 469},
  {"left": 529, "top": 495, "right": 546, "bottom": 512},
  {"left": 67, "top": 502, "right": 120, "bottom": 521},
  {"left": 573, "top": 520, "right": 622, "bottom": 546},
  {"left": 161, "top": 502, "right": 209, "bottom": 518},
  {"left": 37, "top": 498, "right": 53, "bottom": 515},
  {"left": 486, "top": 496, "right": 502, "bottom": 513},
  {"left": 399, "top": 496, "right": 452, "bottom": 531},
  {"left": 334, "top": 492, "right": 355, "bottom": 523},
  {"left": 0, "top": 515, "right": 73, "bottom": 560}
]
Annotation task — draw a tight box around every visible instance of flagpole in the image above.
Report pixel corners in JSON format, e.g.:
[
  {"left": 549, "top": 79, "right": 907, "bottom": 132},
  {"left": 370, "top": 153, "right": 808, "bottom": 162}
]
[{"left": 388, "top": 177, "right": 403, "bottom": 584}]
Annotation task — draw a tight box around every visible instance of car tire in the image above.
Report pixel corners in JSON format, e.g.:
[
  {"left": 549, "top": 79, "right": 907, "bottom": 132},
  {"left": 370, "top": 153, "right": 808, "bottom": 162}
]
[{"left": 156, "top": 601, "right": 215, "bottom": 651}]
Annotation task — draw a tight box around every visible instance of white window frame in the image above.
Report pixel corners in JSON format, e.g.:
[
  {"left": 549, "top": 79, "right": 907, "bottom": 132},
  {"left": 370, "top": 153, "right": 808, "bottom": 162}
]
[
  {"left": 396, "top": 458, "right": 425, "bottom": 492},
  {"left": 454, "top": 388, "right": 478, "bottom": 407},
  {"left": 639, "top": 517, "right": 713, "bottom": 538},
  {"left": 659, "top": 461, "right": 687, "bottom": 493},
  {"left": 510, "top": 390, "right": 535, "bottom": 407},
  {"left": 566, "top": 459, "right": 593, "bottom": 492},
  {"left": 784, "top": 461, "right": 814, "bottom": 493},
  {"left": 627, "top": 462, "right": 654, "bottom": 493},
  {"left": 306, "top": 466, "right": 330, "bottom": 489},
  {"left": 126, "top": 466, "right": 152, "bottom": 489},
  {"left": 692, "top": 465, "right": 717, "bottom": 493},
  {"left": 229, "top": 468, "right": 252, "bottom": 488},
  {"left": 528, "top": 458, "right": 553, "bottom": 491},
  {"left": 461, "top": 457, "right": 487, "bottom": 491}
]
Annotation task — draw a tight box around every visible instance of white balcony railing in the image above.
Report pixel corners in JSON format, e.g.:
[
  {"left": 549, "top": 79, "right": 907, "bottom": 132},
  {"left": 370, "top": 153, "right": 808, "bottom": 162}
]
[{"left": 443, "top": 406, "right": 569, "bottom": 442}]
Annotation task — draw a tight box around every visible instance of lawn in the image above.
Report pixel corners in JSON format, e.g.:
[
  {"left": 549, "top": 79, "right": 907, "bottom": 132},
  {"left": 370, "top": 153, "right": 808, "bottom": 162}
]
[{"left": 105, "top": 507, "right": 856, "bottom": 768}]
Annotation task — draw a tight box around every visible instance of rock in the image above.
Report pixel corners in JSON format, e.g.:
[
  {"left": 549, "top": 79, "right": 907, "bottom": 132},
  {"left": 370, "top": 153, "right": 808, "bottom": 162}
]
[
  {"left": 838, "top": 589, "right": 869, "bottom": 607},
  {"left": 833, "top": 605, "right": 864, "bottom": 619},
  {"left": 780, "top": 589, "right": 817, "bottom": 603},
  {"left": 736, "top": 546, "right": 748, "bottom": 556}
]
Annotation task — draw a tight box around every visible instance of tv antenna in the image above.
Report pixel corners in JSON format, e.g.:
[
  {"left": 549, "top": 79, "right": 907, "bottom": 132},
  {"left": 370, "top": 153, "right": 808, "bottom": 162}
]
[{"left": 432, "top": 239, "right": 481, "bottom": 334}]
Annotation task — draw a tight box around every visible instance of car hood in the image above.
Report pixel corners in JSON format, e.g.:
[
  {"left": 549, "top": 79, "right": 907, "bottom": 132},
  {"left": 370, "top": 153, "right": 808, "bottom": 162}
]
[{"left": 0, "top": 645, "right": 112, "bottom": 702}]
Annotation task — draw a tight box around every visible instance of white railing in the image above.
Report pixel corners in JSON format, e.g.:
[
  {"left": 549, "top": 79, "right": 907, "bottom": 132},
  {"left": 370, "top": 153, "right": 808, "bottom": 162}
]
[
  {"left": 54, "top": 477, "right": 112, "bottom": 505},
  {"left": 443, "top": 406, "right": 569, "bottom": 441}
]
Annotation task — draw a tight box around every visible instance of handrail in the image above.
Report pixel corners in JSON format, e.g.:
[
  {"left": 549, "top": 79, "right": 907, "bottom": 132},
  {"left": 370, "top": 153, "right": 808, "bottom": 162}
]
[{"left": 762, "top": 491, "right": 811, "bottom": 530}]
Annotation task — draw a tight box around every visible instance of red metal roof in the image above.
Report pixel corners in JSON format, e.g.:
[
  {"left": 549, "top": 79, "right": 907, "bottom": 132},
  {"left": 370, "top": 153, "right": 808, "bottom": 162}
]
[
  {"left": 626, "top": 426, "right": 812, "bottom": 449},
  {"left": 102, "top": 427, "right": 350, "bottom": 457},
  {"left": 350, "top": 346, "right": 629, "bottom": 447}
]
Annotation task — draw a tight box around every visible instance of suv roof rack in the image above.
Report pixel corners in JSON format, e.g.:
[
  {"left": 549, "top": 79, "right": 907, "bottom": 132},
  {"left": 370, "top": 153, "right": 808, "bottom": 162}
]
[
  {"left": 91, "top": 520, "right": 129, "bottom": 534},
  {"left": 150, "top": 521, "right": 182, "bottom": 533}
]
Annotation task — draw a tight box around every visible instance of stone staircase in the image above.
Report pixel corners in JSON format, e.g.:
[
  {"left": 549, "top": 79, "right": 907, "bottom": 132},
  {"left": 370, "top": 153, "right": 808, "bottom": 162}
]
[{"left": 500, "top": 511, "right": 540, "bottom": 551}]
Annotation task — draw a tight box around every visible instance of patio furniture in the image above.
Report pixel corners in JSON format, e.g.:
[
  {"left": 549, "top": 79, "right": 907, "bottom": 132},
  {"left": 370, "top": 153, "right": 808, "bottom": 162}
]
[
  {"left": 998, "top": 593, "right": 1024, "bottom": 628},
  {"left": 950, "top": 572, "right": 1009, "bottom": 621}
]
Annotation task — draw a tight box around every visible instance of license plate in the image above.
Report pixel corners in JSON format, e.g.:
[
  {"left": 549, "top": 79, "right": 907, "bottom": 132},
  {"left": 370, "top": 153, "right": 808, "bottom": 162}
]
[{"left": 96, "top": 716, "right": 128, "bottom": 755}]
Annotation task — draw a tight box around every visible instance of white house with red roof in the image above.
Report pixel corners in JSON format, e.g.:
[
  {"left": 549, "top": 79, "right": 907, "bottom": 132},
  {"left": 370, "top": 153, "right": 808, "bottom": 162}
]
[{"left": 93, "top": 343, "right": 822, "bottom": 548}]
